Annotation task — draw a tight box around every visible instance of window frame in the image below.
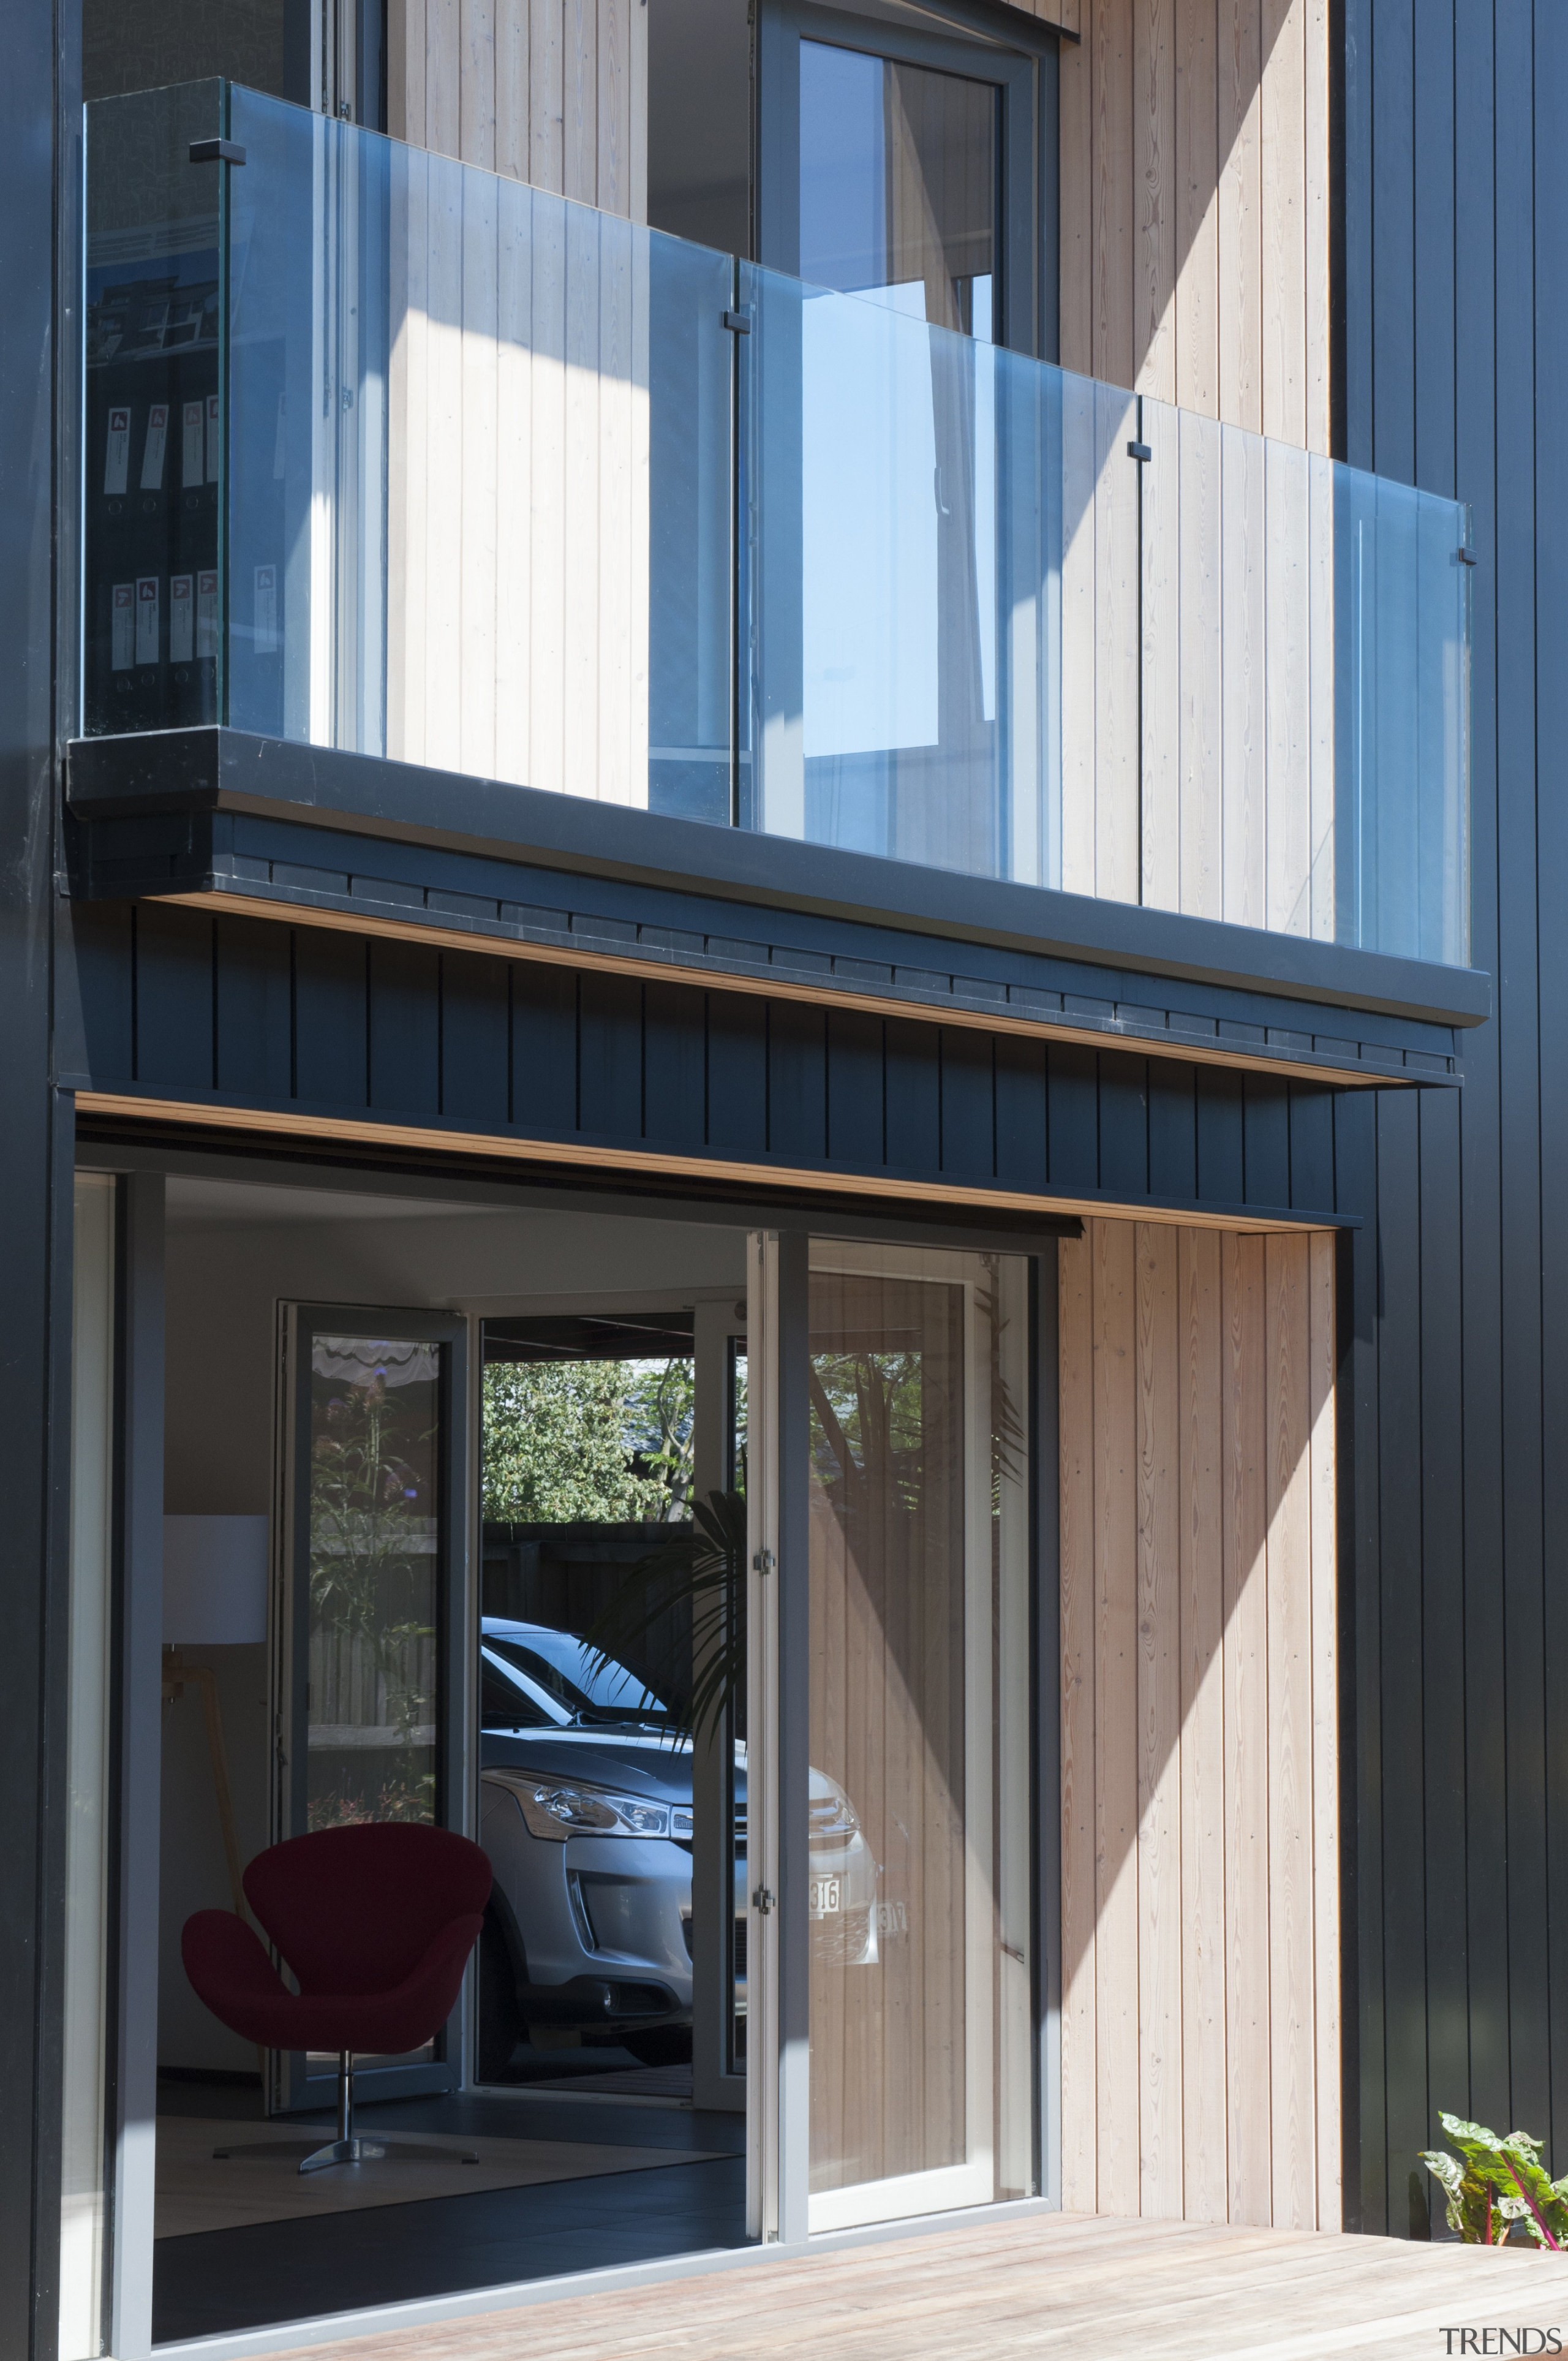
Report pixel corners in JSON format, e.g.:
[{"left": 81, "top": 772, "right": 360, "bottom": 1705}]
[{"left": 755, "top": 0, "right": 1058, "bottom": 361}]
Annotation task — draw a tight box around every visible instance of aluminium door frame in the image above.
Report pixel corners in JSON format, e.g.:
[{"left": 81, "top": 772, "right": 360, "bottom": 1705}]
[
  {"left": 747, "top": 1226, "right": 1060, "bottom": 2244},
  {"left": 755, "top": 0, "right": 1053, "bottom": 363},
  {"left": 272, "top": 1298, "right": 471, "bottom": 2114}
]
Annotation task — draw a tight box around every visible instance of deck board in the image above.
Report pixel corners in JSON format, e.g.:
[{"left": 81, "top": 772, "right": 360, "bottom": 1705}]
[{"left": 284, "top": 2212, "right": 1568, "bottom": 2361}]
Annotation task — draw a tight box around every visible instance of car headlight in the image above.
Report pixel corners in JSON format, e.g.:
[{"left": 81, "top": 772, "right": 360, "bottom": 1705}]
[
  {"left": 484, "top": 1768, "right": 677, "bottom": 1842},
  {"left": 809, "top": 1789, "right": 861, "bottom": 1848}
]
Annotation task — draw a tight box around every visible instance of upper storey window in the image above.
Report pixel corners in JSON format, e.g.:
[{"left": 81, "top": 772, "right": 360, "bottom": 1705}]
[{"left": 798, "top": 40, "right": 997, "bottom": 343}]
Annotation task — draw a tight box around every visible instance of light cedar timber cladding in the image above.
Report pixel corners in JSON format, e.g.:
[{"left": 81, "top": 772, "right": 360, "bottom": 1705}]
[
  {"left": 1059, "top": 1216, "right": 1340, "bottom": 2229},
  {"left": 1058, "top": 0, "right": 1330, "bottom": 453},
  {"left": 388, "top": 0, "right": 647, "bottom": 221},
  {"left": 1054, "top": 1, "right": 1335, "bottom": 940}
]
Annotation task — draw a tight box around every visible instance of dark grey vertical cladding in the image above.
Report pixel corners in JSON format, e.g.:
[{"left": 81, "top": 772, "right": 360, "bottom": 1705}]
[
  {"left": 578, "top": 970, "right": 643, "bottom": 1139},
  {"left": 1195, "top": 1066, "right": 1245, "bottom": 1204},
  {"left": 511, "top": 962, "right": 578, "bottom": 1134},
  {"left": 69, "top": 900, "right": 134, "bottom": 1084},
  {"left": 0, "top": 0, "right": 64, "bottom": 2332},
  {"left": 1044, "top": 1043, "right": 1095, "bottom": 1192},
  {"left": 293, "top": 926, "right": 369, "bottom": 1108},
  {"left": 1453, "top": 0, "right": 1509, "bottom": 2155},
  {"left": 994, "top": 1035, "right": 1047, "bottom": 1192},
  {"left": 766, "top": 1000, "right": 826, "bottom": 1165},
  {"left": 824, "top": 1009, "right": 884, "bottom": 1168},
  {"left": 1417, "top": 1086, "right": 1467, "bottom": 2161},
  {"left": 1242, "top": 1074, "right": 1290, "bottom": 1209},
  {"left": 706, "top": 994, "right": 767, "bottom": 1156},
  {"left": 1148, "top": 1060, "right": 1197, "bottom": 1200},
  {"left": 1095, "top": 1050, "right": 1148, "bottom": 1199},
  {"left": 368, "top": 938, "right": 441, "bottom": 1117},
  {"left": 884, "top": 1016, "right": 940, "bottom": 1174},
  {"left": 1536, "top": 0, "right": 1568, "bottom": 2182},
  {"left": 939, "top": 1027, "right": 995, "bottom": 1182},
  {"left": 214, "top": 914, "right": 292, "bottom": 1100},
  {"left": 1373, "top": 1086, "right": 1427, "bottom": 2235},
  {"left": 1335, "top": 1083, "right": 1384, "bottom": 2231},
  {"left": 439, "top": 950, "right": 510, "bottom": 1128},
  {"left": 1348, "top": 0, "right": 1564, "bottom": 2234},
  {"left": 1288, "top": 1086, "right": 1336, "bottom": 1215},
  {"left": 133, "top": 904, "right": 214, "bottom": 1092},
  {"left": 643, "top": 978, "right": 706, "bottom": 1149},
  {"left": 1491, "top": 0, "right": 1548, "bottom": 2172}
]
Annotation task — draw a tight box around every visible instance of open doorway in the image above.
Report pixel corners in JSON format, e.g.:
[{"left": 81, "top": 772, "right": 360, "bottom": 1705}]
[
  {"left": 149, "top": 1167, "right": 752, "bottom": 2342},
  {"left": 475, "top": 1306, "right": 748, "bottom": 2109}
]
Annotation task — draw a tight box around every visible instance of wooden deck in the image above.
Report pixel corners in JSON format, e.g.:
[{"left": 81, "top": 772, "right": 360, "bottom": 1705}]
[{"left": 295, "top": 2211, "right": 1568, "bottom": 2361}]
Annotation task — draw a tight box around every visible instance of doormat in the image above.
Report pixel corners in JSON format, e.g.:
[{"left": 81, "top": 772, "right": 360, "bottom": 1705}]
[{"left": 154, "top": 2115, "right": 726, "bottom": 2238}]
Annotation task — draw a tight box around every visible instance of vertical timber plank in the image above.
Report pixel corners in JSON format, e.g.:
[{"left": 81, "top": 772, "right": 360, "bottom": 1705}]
[
  {"left": 1303, "top": 0, "right": 1330, "bottom": 455},
  {"left": 1180, "top": 1225, "right": 1228, "bottom": 2219},
  {"left": 1223, "top": 1230, "right": 1272, "bottom": 2224},
  {"left": 529, "top": 0, "right": 565, "bottom": 194},
  {"left": 459, "top": 161, "right": 500, "bottom": 781},
  {"left": 1141, "top": 396, "right": 1182, "bottom": 912},
  {"left": 1217, "top": 0, "right": 1262, "bottom": 434},
  {"left": 495, "top": 0, "right": 529, "bottom": 182},
  {"left": 460, "top": 0, "right": 498, "bottom": 170},
  {"left": 1094, "top": 1218, "right": 1140, "bottom": 2213},
  {"left": 1059, "top": 1230, "right": 1098, "bottom": 2210},
  {"left": 1096, "top": 387, "right": 1142, "bottom": 901},
  {"left": 1221, "top": 423, "right": 1267, "bottom": 928},
  {"left": 1060, "top": 374, "right": 1099, "bottom": 896},
  {"left": 1058, "top": 18, "right": 1093, "bottom": 377},
  {"left": 1134, "top": 0, "right": 1177, "bottom": 399},
  {"left": 1093, "top": 0, "right": 1136, "bottom": 391},
  {"left": 1175, "top": 0, "right": 1219, "bottom": 418},
  {"left": 1260, "top": 0, "right": 1306, "bottom": 447},
  {"left": 1266, "top": 1233, "right": 1316, "bottom": 2230},
  {"left": 1179, "top": 407, "right": 1223, "bottom": 918},
  {"left": 1308, "top": 1228, "right": 1340, "bottom": 2229},
  {"left": 1137, "top": 1223, "right": 1183, "bottom": 2217},
  {"left": 1264, "top": 437, "right": 1312, "bottom": 935}
]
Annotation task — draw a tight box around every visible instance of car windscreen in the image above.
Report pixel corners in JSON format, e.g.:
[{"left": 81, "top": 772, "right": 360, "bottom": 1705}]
[
  {"left": 486, "top": 1630, "right": 667, "bottom": 1719},
  {"left": 479, "top": 1660, "right": 559, "bottom": 1731}
]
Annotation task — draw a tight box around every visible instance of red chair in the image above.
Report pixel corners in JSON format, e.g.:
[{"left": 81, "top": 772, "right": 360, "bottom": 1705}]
[{"left": 183, "top": 1822, "right": 492, "bottom": 2175}]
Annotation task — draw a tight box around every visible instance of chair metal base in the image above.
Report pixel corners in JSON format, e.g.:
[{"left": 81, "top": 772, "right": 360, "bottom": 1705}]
[
  {"left": 211, "top": 2134, "right": 481, "bottom": 2174},
  {"left": 212, "top": 2049, "right": 480, "bottom": 2176}
]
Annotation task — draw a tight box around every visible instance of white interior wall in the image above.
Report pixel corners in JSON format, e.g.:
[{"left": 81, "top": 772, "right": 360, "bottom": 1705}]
[{"left": 157, "top": 1176, "right": 747, "bottom": 2075}]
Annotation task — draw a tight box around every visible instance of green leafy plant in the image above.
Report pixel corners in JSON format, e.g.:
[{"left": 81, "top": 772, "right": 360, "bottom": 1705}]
[
  {"left": 1421, "top": 2113, "right": 1568, "bottom": 2249},
  {"left": 581, "top": 1486, "right": 747, "bottom": 1748},
  {"left": 481, "top": 1358, "right": 692, "bottom": 1524}
]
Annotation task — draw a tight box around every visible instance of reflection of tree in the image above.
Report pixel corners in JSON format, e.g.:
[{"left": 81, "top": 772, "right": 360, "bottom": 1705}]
[
  {"left": 481, "top": 1358, "right": 693, "bottom": 1524},
  {"left": 309, "top": 1360, "right": 437, "bottom": 1826}
]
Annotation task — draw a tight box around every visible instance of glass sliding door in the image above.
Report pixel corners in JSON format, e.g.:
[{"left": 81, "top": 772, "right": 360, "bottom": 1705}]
[
  {"left": 274, "top": 1305, "right": 469, "bottom": 2111},
  {"left": 804, "top": 1241, "right": 1031, "bottom": 2229}
]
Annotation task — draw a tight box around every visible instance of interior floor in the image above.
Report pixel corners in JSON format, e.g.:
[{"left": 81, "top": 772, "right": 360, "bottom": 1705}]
[{"left": 152, "top": 2080, "right": 747, "bottom": 2344}]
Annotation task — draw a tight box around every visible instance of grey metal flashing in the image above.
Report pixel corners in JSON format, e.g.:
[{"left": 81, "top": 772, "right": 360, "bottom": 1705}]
[
  {"left": 69, "top": 804, "right": 1466, "bottom": 1087},
  {"left": 65, "top": 727, "right": 1493, "bottom": 1032}
]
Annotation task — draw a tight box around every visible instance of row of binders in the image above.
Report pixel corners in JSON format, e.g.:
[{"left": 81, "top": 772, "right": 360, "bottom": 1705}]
[
  {"left": 108, "top": 567, "right": 281, "bottom": 668},
  {"left": 104, "top": 395, "right": 220, "bottom": 497}
]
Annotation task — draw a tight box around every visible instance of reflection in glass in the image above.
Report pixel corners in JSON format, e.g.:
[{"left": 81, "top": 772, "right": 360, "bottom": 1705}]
[
  {"left": 306, "top": 1335, "right": 441, "bottom": 1830},
  {"left": 806, "top": 1250, "right": 1031, "bottom": 2223},
  {"left": 799, "top": 41, "right": 997, "bottom": 340}
]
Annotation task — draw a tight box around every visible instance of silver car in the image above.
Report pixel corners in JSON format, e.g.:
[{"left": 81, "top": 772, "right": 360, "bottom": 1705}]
[{"left": 477, "top": 1618, "right": 879, "bottom": 2069}]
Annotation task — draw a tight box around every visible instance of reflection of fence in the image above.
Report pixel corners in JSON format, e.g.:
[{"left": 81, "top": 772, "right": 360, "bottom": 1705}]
[{"left": 307, "top": 1625, "right": 436, "bottom": 1748}]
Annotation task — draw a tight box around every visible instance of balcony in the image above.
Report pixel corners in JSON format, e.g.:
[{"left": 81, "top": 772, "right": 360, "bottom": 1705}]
[{"left": 82, "top": 80, "right": 1473, "bottom": 971}]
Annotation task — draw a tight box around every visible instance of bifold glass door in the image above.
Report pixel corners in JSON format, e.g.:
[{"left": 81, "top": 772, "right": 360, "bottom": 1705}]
[{"left": 747, "top": 1234, "right": 1034, "bottom": 2237}]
